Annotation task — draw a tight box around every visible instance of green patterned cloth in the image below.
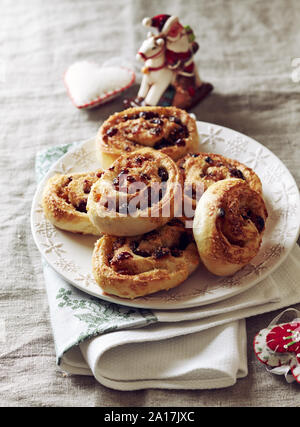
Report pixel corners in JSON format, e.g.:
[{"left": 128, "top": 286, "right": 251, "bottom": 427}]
[{"left": 35, "top": 144, "right": 157, "bottom": 365}]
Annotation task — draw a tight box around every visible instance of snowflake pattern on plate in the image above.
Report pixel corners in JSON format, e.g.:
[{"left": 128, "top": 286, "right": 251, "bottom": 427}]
[
  {"left": 54, "top": 258, "right": 79, "bottom": 274},
  {"left": 199, "top": 125, "right": 224, "bottom": 150},
  {"left": 74, "top": 272, "right": 97, "bottom": 288},
  {"left": 222, "top": 135, "right": 247, "bottom": 157},
  {"left": 243, "top": 146, "right": 270, "bottom": 170},
  {"left": 34, "top": 218, "right": 58, "bottom": 239}
]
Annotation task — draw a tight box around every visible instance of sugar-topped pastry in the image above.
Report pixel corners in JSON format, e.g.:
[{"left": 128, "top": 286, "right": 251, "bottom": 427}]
[
  {"left": 193, "top": 179, "right": 268, "bottom": 276},
  {"left": 92, "top": 219, "right": 200, "bottom": 298},
  {"left": 96, "top": 106, "right": 200, "bottom": 168},
  {"left": 42, "top": 169, "right": 104, "bottom": 235},
  {"left": 87, "top": 147, "right": 182, "bottom": 236},
  {"left": 177, "top": 152, "right": 263, "bottom": 220}
]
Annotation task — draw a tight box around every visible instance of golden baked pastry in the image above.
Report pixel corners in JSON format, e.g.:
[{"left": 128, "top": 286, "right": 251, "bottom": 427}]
[
  {"left": 193, "top": 179, "right": 268, "bottom": 276},
  {"left": 92, "top": 219, "right": 200, "bottom": 299},
  {"left": 87, "top": 148, "right": 182, "bottom": 236},
  {"left": 177, "top": 152, "right": 262, "bottom": 221},
  {"left": 42, "top": 169, "right": 104, "bottom": 235},
  {"left": 96, "top": 106, "right": 200, "bottom": 168}
]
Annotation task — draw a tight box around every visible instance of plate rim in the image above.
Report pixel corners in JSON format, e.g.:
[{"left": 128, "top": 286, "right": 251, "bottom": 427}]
[{"left": 31, "top": 121, "right": 300, "bottom": 310}]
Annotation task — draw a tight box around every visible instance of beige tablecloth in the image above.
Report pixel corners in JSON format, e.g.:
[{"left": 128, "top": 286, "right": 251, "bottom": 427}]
[{"left": 1, "top": 0, "right": 300, "bottom": 407}]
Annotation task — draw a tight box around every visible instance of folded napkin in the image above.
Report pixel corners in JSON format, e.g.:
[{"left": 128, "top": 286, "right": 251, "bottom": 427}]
[
  {"left": 79, "top": 320, "right": 248, "bottom": 390},
  {"left": 35, "top": 143, "right": 300, "bottom": 390}
]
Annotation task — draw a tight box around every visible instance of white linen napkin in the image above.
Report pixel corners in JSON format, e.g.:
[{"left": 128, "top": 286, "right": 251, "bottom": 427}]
[
  {"left": 79, "top": 320, "right": 247, "bottom": 390},
  {"left": 56, "top": 244, "right": 300, "bottom": 390}
]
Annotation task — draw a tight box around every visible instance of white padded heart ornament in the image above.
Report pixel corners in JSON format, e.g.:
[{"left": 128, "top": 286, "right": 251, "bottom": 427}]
[{"left": 64, "top": 61, "right": 135, "bottom": 109}]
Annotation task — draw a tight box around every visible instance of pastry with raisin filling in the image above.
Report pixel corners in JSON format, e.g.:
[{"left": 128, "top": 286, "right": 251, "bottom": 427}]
[
  {"left": 177, "top": 152, "right": 263, "bottom": 221},
  {"left": 193, "top": 179, "right": 268, "bottom": 276},
  {"left": 42, "top": 169, "right": 103, "bottom": 235},
  {"left": 96, "top": 106, "right": 200, "bottom": 168},
  {"left": 87, "top": 147, "right": 182, "bottom": 236},
  {"left": 92, "top": 219, "right": 200, "bottom": 299}
]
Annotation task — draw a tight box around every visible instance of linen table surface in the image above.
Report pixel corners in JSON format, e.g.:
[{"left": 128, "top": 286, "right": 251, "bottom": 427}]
[{"left": 1, "top": 0, "right": 300, "bottom": 407}]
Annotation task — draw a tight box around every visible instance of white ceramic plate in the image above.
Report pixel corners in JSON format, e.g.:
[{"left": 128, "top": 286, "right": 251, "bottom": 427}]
[{"left": 31, "top": 121, "right": 300, "bottom": 310}]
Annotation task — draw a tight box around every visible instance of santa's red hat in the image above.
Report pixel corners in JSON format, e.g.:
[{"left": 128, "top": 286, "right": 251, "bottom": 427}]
[{"left": 142, "top": 14, "right": 179, "bottom": 35}]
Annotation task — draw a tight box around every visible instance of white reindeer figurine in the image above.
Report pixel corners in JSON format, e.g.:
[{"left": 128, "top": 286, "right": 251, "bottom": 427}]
[{"left": 136, "top": 35, "right": 175, "bottom": 106}]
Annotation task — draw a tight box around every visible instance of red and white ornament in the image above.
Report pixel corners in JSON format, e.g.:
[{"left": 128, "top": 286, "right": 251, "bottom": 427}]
[
  {"left": 124, "top": 14, "right": 213, "bottom": 110},
  {"left": 253, "top": 308, "right": 300, "bottom": 383},
  {"left": 143, "top": 14, "right": 199, "bottom": 81}
]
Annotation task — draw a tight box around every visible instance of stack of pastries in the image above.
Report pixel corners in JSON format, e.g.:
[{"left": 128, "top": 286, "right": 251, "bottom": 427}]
[{"left": 42, "top": 106, "right": 268, "bottom": 299}]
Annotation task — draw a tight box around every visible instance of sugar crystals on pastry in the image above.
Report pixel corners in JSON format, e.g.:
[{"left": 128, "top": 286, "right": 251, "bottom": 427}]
[
  {"left": 87, "top": 147, "right": 183, "bottom": 236},
  {"left": 177, "top": 152, "right": 263, "bottom": 221},
  {"left": 193, "top": 179, "right": 268, "bottom": 276},
  {"left": 42, "top": 169, "right": 104, "bottom": 235},
  {"left": 92, "top": 219, "right": 200, "bottom": 299},
  {"left": 96, "top": 106, "right": 200, "bottom": 168}
]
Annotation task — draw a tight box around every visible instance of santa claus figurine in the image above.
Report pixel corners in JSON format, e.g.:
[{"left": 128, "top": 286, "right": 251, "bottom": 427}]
[{"left": 142, "top": 14, "right": 213, "bottom": 110}]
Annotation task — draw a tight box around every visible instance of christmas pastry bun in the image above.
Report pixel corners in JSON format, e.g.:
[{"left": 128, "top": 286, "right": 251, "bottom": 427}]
[
  {"left": 92, "top": 219, "right": 200, "bottom": 299},
  {"left": 177, "top": 152, "right": 263, "bottom": 221},
  {"left": 87, "top": 147, "right": 182, "bottom": 236},
  {"left": 42, "top": 169, "right": 104, "bottom": 235},
  {"left": 193, "top": 179, "right": 268, "bottom": 276},
  {"left": 96, "top": 106, "right": 200, "bottom": 168}
]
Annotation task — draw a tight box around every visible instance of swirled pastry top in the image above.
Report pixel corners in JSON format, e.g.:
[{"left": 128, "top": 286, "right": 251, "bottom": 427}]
[
  {"left": 178, "top": 152, "right": 262, "bottom": 201},
  {"left": 87, "top": 148, "right": 183, "bottom": 236},
  {"left": 92, "top": 219, "right": 200, "bottom": 299},
  {"left": 193, "top": 179, "right": 268, "bottom": 276},
  {"left": 42, "top": 169, "right": 104, "bottom": 235},
  {"left": 97, "top": 106, "right": 200, "bottom": 163}
]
